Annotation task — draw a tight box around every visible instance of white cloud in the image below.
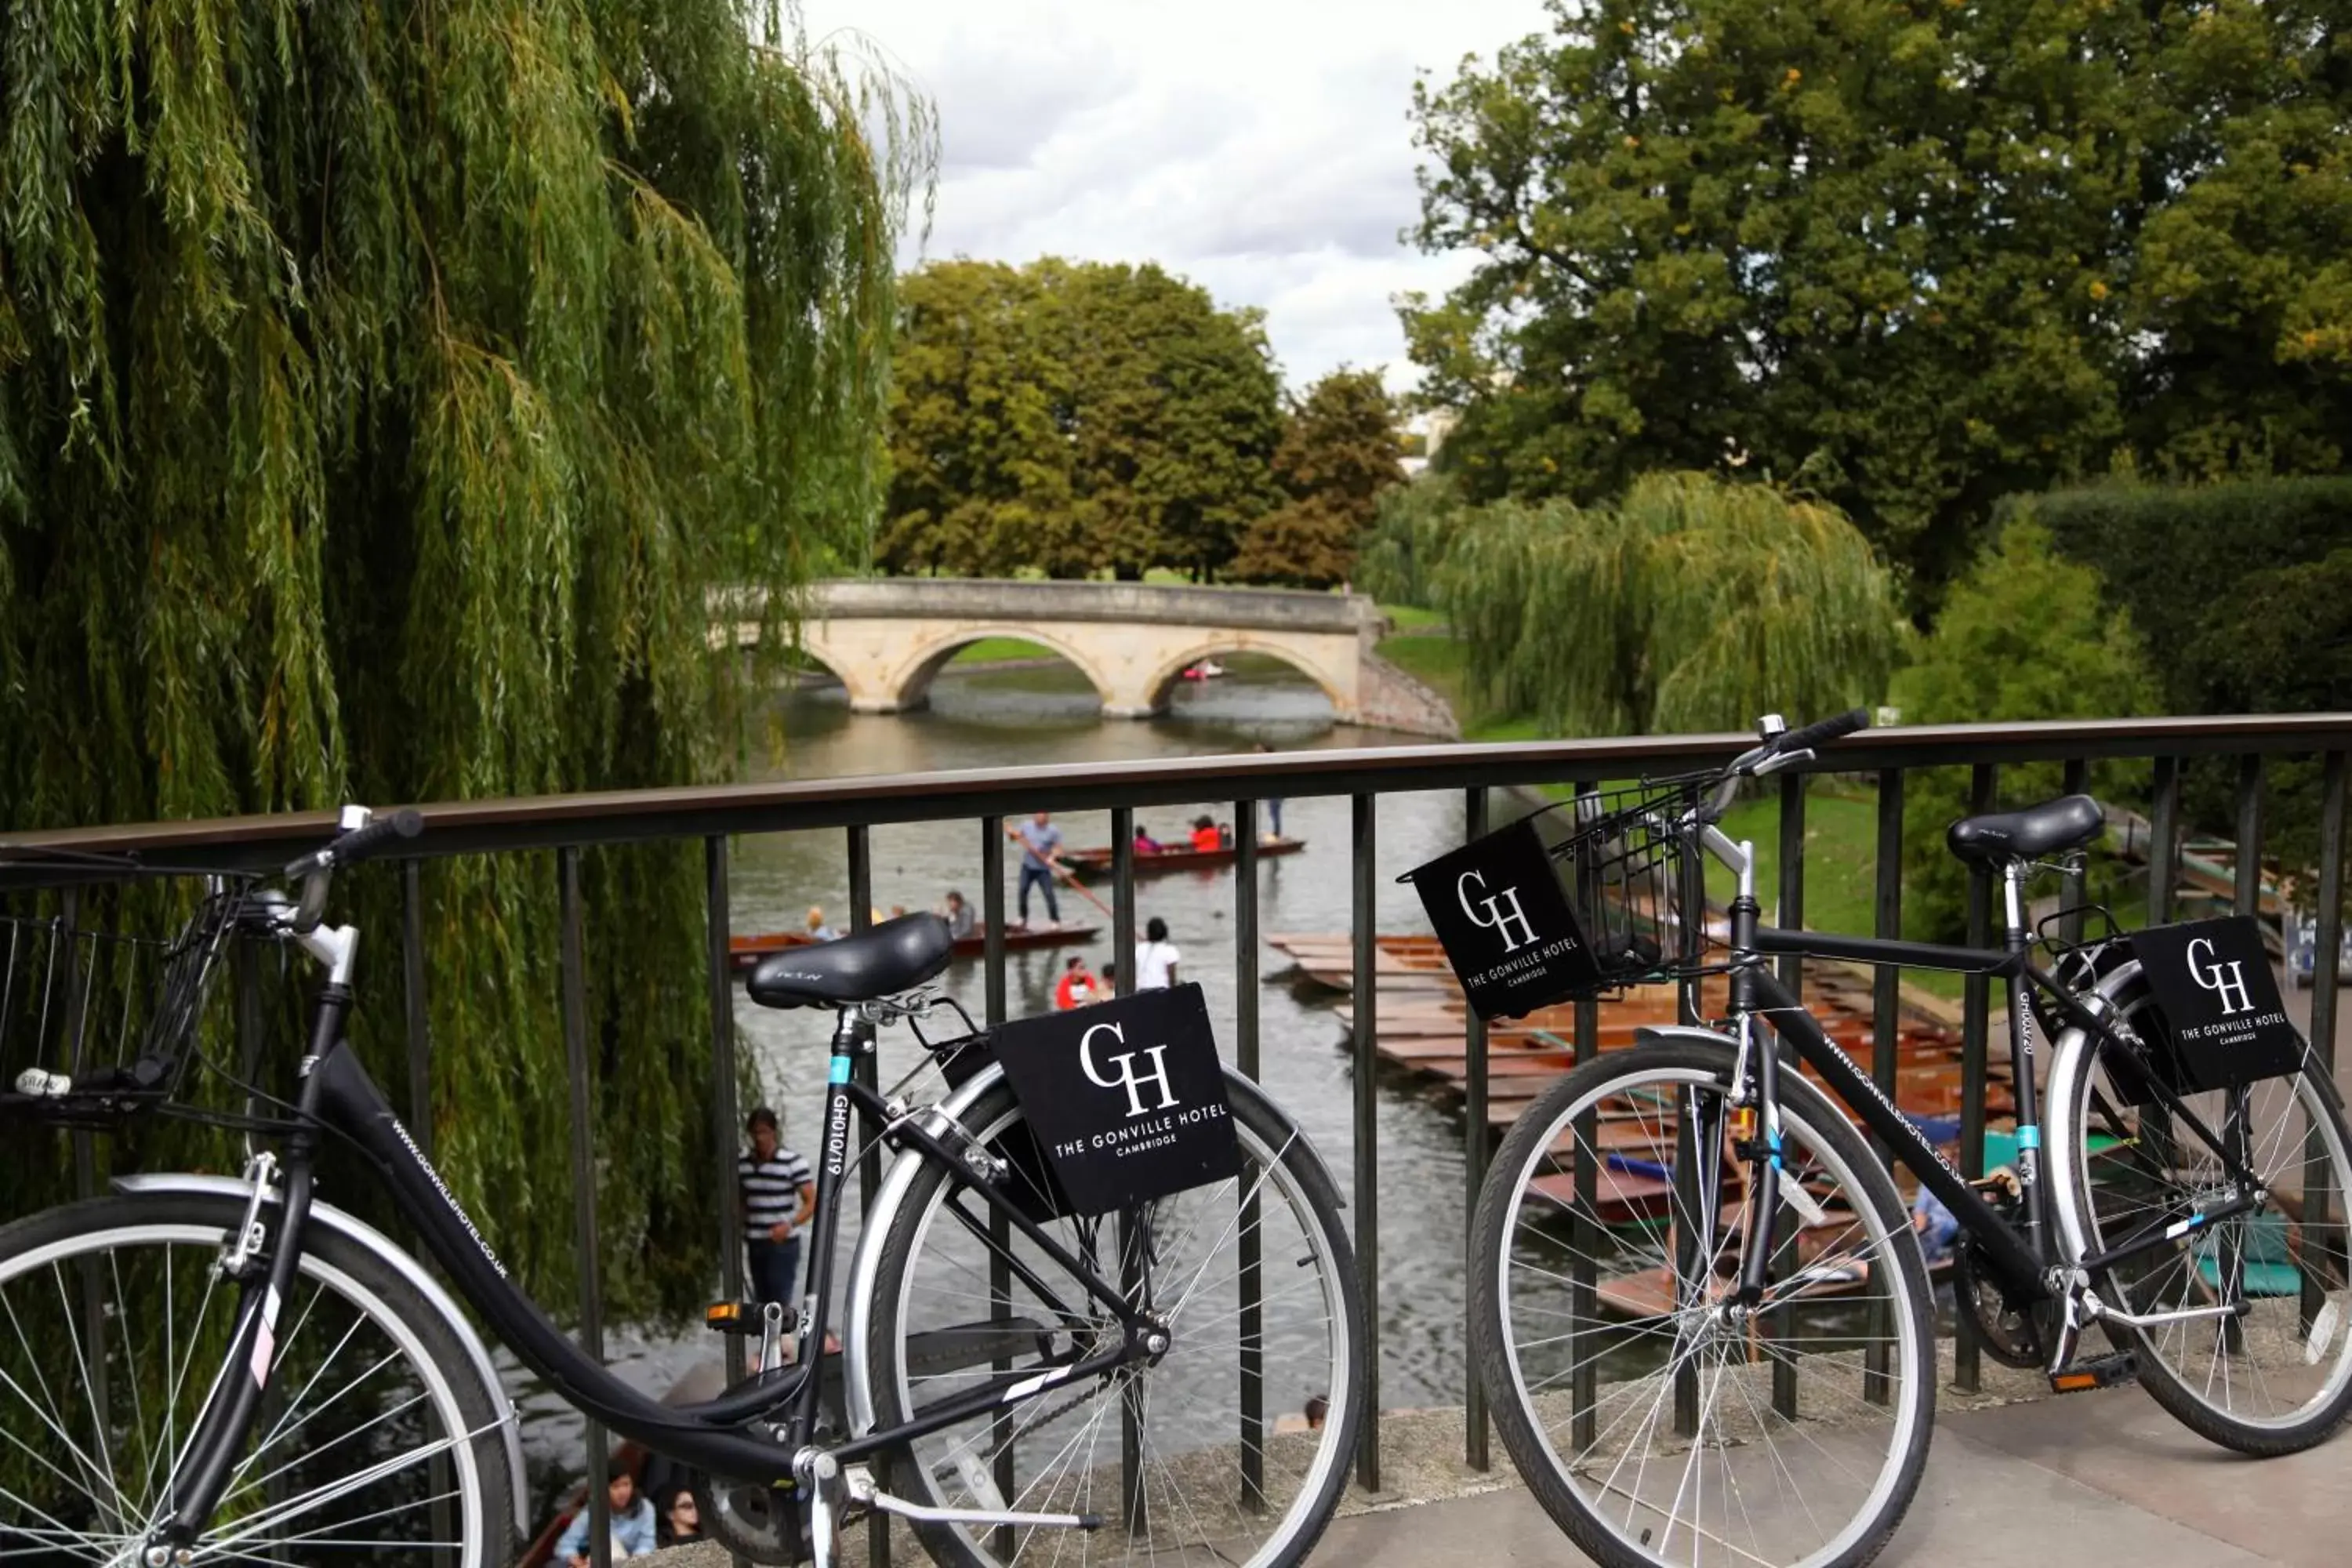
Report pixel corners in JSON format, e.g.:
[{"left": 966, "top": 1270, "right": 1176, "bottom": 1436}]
[{"left": 797, "top": 0, "right": 1554, "bottom": 392}]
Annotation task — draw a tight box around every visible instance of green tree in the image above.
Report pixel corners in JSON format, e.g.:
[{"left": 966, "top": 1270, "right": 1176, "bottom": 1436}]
[
  {"left": 1433, "top": 472, "right": 1904, "bottom": 735},
  {"left": 1354, "top": 472, "right": 1468, "bottom": 607},
  {"left": 1232, "top": 368, "right": 1406, "bottom": 587},
  {"left": 0, "top": 2, "right": 929, "bottom": 1314},
  {"left": 1892, "top": 518, "right": 2158, "bottom": 940},
  {"left": 2185, "top": 547, "right": 2352, "bottom": 903},
  {"left": 879, "top": 258, "right": 1282, "bottom": 578},
  {"left": 1406, "top": 0, "right": 2352, "bottom": 604},
  {"left": 879, "top": 262, "right": 1074, "bottom": 575}
]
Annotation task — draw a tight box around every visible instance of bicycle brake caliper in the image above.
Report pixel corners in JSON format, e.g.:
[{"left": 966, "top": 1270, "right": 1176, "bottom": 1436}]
[{"left": 218, "top": 1152, "right": 280, "bottom": 1279}]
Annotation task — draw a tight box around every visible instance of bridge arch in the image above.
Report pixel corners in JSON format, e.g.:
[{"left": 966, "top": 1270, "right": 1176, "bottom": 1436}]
[
  {"left": 1139, "top": 637, "right": 1348, "bottom": 717},
  {"left": 888, "top": 626, "right": 1114, "bottom": 712}
]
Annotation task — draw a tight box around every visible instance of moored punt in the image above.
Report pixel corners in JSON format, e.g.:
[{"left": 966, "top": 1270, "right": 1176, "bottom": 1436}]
[
  {"left": 1062, "top": 837, "right": 1306, "bottom": 879},
  {"left": 728, "top": 921, "right": 1100, "bottom": 974}
]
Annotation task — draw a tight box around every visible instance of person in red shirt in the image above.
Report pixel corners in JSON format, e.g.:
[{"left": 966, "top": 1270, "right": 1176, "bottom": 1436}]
[
  {"left": 1054, "top": 955, "right": 1099, "bottom": 1011},
  {"left": 1188, "top": 815, "right": 1221, "bottom": 852}
]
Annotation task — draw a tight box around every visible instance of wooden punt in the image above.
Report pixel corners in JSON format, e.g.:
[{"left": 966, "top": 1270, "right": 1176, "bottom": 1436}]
[
  {"left": 1062, "top": 838, "right": 1306, "bottom": 878},
  {"left": 729, "top": 922, "right": 1099, "bottom": 974}
]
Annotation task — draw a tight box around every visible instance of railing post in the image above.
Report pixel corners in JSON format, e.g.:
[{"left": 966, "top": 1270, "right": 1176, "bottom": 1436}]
[
  {"left": 2233, "top": 756, "right": 2265, "bottom": 920},
  {"left": 558, "top": 847, "right": 609, "bottom": 1568},
  {"left": 1109, "top": 806, "right": 1147, "bottom": 1531},
  {"left": 1955, "top": 764, "right": 1997, "bottom": 1395},
  {"left": 1571, "top": 782, "right": 1600, "bottom": 1453},
  {"left": 1236, "top": 797, "right": 1267, "bottom": 1507},
  {"left": 844, "top": 828, "right": 888, "bottom": 1568},
  {"left": 1867, "top": 769, "right": 1904, "bottom": 1406},
  {"left": 404, "top": 858, "right": 456, "bottom": 1568},
  {"left": 706, "top": 837, "right": 748, "bottom": 1407},
  {"left": 1771, "top": 772, "right": 1806, "bottom": 1418},
  {"left": 2060, "top": 759, "right": 2089, "bottom": 947},
  {"left": 980, "top": 817, "right": 1013, "bottom": 1561},
  {"left": 2306, "top": 752, "right": 2347, "bottom": 1333},
  {"left": 2149, "top": 756, "right": 2181, "bottom": 927},
  {"left": 1460, "top": 786, "right": 1490, "bottom": 1472},
  {"left": 402, "top": 860, "right": 432, "bottom": 1148},
  {"left": 1351, "top": 791, "right": 1381, "bottom": 1493}
]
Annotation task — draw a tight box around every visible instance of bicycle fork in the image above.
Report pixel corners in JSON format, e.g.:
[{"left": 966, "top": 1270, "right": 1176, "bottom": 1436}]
[{"left": 147, "top": 985, "right": 350, "bottom": 1563}]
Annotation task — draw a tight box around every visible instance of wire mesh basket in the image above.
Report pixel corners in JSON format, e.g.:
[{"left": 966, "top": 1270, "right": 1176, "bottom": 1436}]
[
  {"left": 1550, "top": 779, "right": 1713, "bottom": 989},
  {"left": 1403, "top": 777, "right": 1710, "bottom": 1019},
  {"left": 0, "top": 879, "right": 255, "bottom": 1127}
]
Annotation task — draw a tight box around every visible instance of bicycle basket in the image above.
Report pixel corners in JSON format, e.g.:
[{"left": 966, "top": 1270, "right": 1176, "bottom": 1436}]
[
  {"left": 1401, "top": 779, "right": 1708, "bottom": 1020},
  {"left": 0, "top": 878, "right": 253, "bottom": 1127}
]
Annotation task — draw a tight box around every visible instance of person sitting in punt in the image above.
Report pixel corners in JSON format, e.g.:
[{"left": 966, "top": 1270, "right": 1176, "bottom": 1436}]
[
  {"left": 1133, "top": 824, "right": 1163, "bottom": 854},
  {"left": 1188, "top": 816, "right": 1221, "bottom": 852},
  {"left": 939, "top": 888, "right": 977, "bottom": 940}
]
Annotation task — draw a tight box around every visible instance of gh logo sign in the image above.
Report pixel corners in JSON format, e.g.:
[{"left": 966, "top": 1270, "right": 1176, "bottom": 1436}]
[
  {"left": 1079, "top": 1022, "right": 1179, "bottom": 1119},
  {"left": 1457, "top": 870, "right": 1538, "bottom": 953},
  {"left": 2187, "top": 937, "right": 2255, "bottom": 1016}
]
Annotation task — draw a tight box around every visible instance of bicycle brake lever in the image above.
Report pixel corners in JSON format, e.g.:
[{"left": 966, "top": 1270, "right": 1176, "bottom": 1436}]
[{"left": 1753, "top": 748, "right": 1817, "bottom": 779}]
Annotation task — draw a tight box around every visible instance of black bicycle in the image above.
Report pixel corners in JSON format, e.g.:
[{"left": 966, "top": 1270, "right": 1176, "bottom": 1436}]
[
  {"left": 1454, "top": 712, "right": 2352, "bottom": 1568},
  {"left": 0, "top": 811, "right": 1367, "bottom": 1568}
]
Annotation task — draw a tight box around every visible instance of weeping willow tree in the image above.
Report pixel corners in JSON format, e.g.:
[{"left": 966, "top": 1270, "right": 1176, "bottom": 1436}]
[
  {"left": 0, "top": 2, "right": 931, "bottom": 1319},
  {"left": 1433, "top": 472, "right": 1905, "bottom": 736}
]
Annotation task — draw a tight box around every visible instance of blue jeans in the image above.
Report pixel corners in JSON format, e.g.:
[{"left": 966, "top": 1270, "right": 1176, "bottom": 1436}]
[
  {"left": 1018, "top": 862, "right": 1060, "bottom": 922},
  {"left": 747, "top": 1236, "right": 801, "bottom": 1308}
]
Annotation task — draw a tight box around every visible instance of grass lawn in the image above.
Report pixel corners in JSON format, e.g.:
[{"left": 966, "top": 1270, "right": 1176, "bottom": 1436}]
[
  {"left": 948, "top": 636, "right": 1057, "bottom": 663},
  {"left": 1374, "top": 630, "right": 1545, "bottom": 742},
  {"left": 1377, "top": 602, "right": 1446, "bottom": 631}
]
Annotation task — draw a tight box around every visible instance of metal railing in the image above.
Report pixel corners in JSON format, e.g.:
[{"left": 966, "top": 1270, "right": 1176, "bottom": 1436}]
[{"left": 4, "top": 713, "right": 2350, "bottom": 1512}]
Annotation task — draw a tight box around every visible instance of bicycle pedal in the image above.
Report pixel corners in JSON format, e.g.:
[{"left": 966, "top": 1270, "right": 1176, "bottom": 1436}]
[
  {"left": 2048, "top": 1351, "right": 2139, "bottom": 1394},
  {"left": 704, "top": 1301, "right": 782, "bottom": 1334}
]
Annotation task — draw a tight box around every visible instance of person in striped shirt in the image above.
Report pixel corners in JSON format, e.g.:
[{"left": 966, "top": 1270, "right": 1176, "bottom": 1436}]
[{"left": 740, "top": 1107, "right": 815, "bottom": 1311}]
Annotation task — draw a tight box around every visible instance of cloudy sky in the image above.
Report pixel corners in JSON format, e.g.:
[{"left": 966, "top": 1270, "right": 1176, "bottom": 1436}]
[{"left": 796, "top": 0, "right": 1557, "bottom": 394}]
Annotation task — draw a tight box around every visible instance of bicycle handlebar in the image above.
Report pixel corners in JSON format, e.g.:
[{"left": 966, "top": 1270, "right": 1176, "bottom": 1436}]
[
  {"left": 1777, "top": 706, "right": 1871, "bottom": 758},
  {"left": 283, "top": 808, "right": 424, "bottom": 932},
  {"left": 1696, "top": 708, "right": 1873, "bottom": 826}
]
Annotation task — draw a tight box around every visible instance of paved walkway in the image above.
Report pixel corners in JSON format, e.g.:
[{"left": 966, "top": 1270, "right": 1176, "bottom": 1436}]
[{"left": 1316, "top": 1387, "right": 2351, "bottom": 1565}]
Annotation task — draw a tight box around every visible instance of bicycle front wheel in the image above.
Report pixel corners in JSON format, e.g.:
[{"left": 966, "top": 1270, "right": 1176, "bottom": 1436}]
[
  {"left": 1470, "top": 1035, "right": 1936, "bottom": 1568},
  {"left": 860, "top": 1073, "right": 1363, "bottom": 1568},
  {"left": 2047, "top": 957, "right": 2352, "bottom": 1453},
  {"left": 0, "top": 1190, "right": 512, "bottom": 1568}
]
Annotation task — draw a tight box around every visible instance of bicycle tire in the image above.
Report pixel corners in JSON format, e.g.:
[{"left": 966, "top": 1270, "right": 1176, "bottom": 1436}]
[
  {"left": 2046, "top": 957, "right": 2352, "bottom": 1454},
  {"left": 1470, "top": 1035, "right": 1936, "bottom": 1568},
  {"left": 0, "top": 1190, "right": 512, "bottom": 1568},
  {"left": 861, "top": 1073, "right": 1364, "bottom": 1568}
]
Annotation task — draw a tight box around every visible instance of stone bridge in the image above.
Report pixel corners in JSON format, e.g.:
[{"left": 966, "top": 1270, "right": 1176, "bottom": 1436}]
[{"left": 730, "top": 579, "right": 1456, "bottom": 732}]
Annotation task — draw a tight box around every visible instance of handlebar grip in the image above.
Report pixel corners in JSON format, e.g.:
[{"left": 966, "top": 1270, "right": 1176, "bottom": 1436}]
[
  {"left": 1777, "top": 708, "right": 1871, "bottom": 757},
  {"left": 282, "top": 808, "right": 424, "bottom": 880},
  {"left": 332, "top": 808, "right": 425, "bottom": 866}
]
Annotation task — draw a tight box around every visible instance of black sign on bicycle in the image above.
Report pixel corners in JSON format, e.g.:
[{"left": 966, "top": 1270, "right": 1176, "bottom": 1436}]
[
  {"left": 2129, "top": 915, "right": 2305, "bottom": 1093},
  {"left": 990, "top": 983, "right": 1241, "bottom": 1215},
  {"left": 1406, "top": 815, "right": 1604, "bottom": 1020}
]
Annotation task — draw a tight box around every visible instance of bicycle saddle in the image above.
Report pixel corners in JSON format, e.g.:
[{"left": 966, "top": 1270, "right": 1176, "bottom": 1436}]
[
  {"left": 746, "top": 912, "right": 954, "bottom": 1009},
  {"left": 1945, "top": 793, "right": 2104, "bottom": 866}
]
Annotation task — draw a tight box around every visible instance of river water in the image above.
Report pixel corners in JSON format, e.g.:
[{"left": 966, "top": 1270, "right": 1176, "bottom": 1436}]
[{"left": 514, "top": 655, "right": 1478, "bottom": 1496}]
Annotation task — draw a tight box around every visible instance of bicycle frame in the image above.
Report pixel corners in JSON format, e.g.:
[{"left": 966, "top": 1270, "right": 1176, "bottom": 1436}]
[
  {"left": 155, "top": 982, "right": 1162, "bottom": 1550},
  {"left": 1700, "top": 824, "right": 2270, "bottom": 1312}
]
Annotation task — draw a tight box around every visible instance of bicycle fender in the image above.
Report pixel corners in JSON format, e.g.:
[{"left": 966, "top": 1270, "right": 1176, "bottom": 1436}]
[
  {"left": 1633, "top": 1025, "right": 1738, "bottom": 1049},
  {"left": 114, "top": 1172, "right": 531, "bottom": 1541}
]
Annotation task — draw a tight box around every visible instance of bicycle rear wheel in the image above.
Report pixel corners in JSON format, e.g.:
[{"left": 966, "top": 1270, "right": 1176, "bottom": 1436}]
[
  {"left": 2047, "top": 958, "right": 2352, "bottom": 1453},
  {"left": 0, "top": 1190, "right": 511, "bottom": 1568},
  {"left": 857, "top": 1072, "right": 1363, "bottom": 1568},
  {"left": 1469, "top": 1035, "right": 1936, "bottom": 1568}
]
